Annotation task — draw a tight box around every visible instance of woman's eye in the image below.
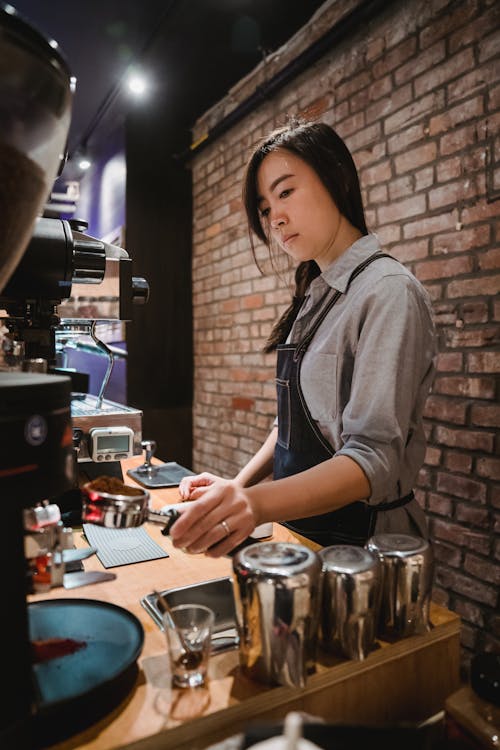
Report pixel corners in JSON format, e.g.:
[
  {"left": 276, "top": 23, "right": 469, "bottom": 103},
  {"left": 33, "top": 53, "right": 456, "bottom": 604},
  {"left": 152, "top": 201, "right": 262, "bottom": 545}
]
[
  {"left": 279, "top": 188, "right": 292, "bottom": 199},
  {"left": 260, "top": 207, "right": 270, "bottom": 218}
]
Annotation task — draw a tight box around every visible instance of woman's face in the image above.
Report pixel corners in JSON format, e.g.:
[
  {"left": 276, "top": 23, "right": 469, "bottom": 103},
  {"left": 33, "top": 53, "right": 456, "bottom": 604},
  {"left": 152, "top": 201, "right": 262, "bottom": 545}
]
[{"left": 256, "top": 148, "right": 348, "bottom": 270}]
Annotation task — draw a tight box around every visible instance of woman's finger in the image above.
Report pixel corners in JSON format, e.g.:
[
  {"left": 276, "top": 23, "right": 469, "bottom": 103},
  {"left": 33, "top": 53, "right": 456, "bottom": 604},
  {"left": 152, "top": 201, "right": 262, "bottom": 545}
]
[{"left": 178, "top": 472, "right": 218, "bottom": 499}]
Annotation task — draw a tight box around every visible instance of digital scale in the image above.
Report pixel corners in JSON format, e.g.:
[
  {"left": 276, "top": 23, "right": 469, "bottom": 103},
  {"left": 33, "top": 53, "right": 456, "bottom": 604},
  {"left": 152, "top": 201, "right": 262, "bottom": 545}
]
[{"left": 88, "top": 426, "right": 135, "bottom": 462}]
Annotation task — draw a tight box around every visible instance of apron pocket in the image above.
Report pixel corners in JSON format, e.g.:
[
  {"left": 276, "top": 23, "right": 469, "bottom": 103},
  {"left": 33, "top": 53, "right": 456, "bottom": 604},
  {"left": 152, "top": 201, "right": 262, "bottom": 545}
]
[{"left": 276, "top": 378, "right": 291, "bottom": 449}]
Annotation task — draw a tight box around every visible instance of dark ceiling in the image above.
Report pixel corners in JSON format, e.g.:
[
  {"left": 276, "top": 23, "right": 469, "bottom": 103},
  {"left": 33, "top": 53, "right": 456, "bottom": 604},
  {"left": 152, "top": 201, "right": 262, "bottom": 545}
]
[{"left": 10, "top": 0, "right": 326, "bottom": 181}]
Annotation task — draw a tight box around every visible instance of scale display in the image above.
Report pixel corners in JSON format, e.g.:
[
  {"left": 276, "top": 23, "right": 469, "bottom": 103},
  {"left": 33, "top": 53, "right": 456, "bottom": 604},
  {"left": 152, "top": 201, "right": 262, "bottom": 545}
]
[{"left": 89, "top": 426, "right": 134, "bottom": 462}]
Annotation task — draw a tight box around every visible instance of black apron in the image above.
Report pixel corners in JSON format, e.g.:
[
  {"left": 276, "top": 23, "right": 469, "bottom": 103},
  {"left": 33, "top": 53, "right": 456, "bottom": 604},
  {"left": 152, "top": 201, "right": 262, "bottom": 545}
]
[{"left": 274, "top": 252, "right": 414, "bottom": 547}]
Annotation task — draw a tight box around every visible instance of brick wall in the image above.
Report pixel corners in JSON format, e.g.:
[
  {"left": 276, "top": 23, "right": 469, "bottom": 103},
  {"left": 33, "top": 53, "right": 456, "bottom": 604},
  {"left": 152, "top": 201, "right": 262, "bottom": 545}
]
[{"left": 189, "top": 0, "right": 500, "bottom": 669}]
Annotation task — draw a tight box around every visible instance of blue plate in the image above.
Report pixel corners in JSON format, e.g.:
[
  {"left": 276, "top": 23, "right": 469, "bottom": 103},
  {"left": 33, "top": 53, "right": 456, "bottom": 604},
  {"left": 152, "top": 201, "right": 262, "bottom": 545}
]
[{"left": 29, "top": 598, "right": 144, "bottom": 742}]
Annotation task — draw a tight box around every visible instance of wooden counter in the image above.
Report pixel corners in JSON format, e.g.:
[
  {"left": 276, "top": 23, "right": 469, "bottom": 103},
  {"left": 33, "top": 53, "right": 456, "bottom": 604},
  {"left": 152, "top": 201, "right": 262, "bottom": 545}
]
[{"left": 30, "top": 457, "right": 462, "bottom": 750}]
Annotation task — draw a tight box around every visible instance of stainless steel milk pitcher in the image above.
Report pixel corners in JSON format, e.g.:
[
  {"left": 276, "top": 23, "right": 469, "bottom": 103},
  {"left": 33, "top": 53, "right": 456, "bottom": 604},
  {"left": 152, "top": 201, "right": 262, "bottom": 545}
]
[
  {"left": 232, "top": 541, "right": 322, "bottom": 688},
  {"left": 366, "top": 533, "right": 434, "bottom": 638},
  {"left": 319, "top": 545, "right": 381, "bottom": 660}
]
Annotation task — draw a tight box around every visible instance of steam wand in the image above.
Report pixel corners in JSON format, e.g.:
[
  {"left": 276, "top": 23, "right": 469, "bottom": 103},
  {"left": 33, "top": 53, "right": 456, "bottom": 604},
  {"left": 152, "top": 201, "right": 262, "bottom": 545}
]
[{"left": 90, "top": 320, "right": 114, "bottom": 409}]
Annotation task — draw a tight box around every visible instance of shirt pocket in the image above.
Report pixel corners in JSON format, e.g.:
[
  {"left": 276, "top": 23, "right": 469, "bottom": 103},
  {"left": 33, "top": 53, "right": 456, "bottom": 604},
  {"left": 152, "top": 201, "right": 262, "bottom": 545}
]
[{"left": 300, "top": 352, "right": 338, "bottom": 421}]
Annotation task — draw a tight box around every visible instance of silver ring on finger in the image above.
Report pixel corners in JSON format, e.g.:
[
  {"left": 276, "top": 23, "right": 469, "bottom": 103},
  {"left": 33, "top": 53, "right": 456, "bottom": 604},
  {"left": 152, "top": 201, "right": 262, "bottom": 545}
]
[{"left": 220, "top": 519, "right": 230, "bottom": 537}]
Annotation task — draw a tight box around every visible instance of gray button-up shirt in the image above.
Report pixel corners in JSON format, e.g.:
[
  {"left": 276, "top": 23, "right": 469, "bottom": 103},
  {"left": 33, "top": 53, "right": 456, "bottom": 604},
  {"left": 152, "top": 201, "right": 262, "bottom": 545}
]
[{"left": 285, "top": 233, "right": 437, "bottom": 537}]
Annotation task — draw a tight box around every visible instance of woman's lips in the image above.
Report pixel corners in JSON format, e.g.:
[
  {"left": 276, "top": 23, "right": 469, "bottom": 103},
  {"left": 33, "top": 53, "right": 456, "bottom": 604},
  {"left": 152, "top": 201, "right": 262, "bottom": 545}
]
[{"left": 283, "top": 233, "right": 298, "bottom": 245}]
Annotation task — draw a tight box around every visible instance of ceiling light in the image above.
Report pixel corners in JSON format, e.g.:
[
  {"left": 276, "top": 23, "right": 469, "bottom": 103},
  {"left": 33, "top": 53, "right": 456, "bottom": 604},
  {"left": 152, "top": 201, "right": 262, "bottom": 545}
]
[
  {"left": 78, "top": 157, "right": 91, "bottom": 171},
  {"left": 126, "top": 73, "right": 147, "bottom": 96}
]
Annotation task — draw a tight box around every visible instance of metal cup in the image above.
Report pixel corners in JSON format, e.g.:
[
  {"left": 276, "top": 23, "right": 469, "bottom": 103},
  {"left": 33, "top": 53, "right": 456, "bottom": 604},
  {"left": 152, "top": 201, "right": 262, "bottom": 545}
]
[
  {"left": 319, "top": 545, "right": 381, "bottom": 660},
  {"left": 366, "top": 533, "right": 434, "bottom": 638},
  {"left": 232, "top": 541, "right": 322, "bottom": 688}
]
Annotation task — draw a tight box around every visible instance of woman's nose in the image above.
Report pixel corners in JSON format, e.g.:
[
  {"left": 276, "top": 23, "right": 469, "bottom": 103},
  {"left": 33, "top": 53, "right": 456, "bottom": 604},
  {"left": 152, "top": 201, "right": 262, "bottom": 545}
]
[{"left": 270, "top": 213, "right": 286, "bottom": 229}]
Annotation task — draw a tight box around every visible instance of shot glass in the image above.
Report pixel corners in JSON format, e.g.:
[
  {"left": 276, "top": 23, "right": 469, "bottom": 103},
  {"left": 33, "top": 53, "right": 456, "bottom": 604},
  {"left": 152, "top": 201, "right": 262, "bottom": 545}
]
[{"left": 163, "top": 604, "right": 214, "bottom": 688}]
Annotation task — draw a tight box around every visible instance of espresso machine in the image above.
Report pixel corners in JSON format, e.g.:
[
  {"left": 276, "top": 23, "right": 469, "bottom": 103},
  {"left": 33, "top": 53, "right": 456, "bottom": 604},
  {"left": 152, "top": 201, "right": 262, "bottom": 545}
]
[
  {"left": 0, "top": 4, "right": 150, "bottom": 746},
  {"left": 1, "top": 214, "right": 149, "bottom": 480}
]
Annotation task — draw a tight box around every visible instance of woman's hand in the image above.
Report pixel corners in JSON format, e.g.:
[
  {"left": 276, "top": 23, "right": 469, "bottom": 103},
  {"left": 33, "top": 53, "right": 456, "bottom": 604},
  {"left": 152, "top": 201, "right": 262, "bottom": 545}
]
[
  {"left": 170, "top": 478, "right": 257, "bottom": 557},
  {"left": 178, "top": 471, "right": 223, "bottom": 500}
]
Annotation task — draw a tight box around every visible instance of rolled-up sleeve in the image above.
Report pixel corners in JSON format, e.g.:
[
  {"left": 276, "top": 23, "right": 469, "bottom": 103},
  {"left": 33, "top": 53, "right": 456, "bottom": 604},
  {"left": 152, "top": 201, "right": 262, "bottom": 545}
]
[{"left": 336, "top": 274, "right": 436, "bottom": 503}]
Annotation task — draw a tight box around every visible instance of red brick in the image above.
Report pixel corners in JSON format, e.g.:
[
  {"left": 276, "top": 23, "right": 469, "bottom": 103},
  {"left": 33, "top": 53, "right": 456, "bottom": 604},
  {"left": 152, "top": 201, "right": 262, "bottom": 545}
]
[
  {"left": 387, "top": 123, "right": 426, "bottom": 154},
  {"left": 420, "top": 0, "right": 479, "bottom": 50},
  {"left": 394, "top": 142, "right": 437, "bottom": 174},
  {"left": 377, "top": 194, "right": 426, "bottom": 225},
  {"left": 430, "top": 518, "right": 465, "bottom": 545},
  {"left": 448, "top": 2, "right": 499, "bottom": 54},
  {"left": 429, "top": 174, "right": 485, "bottom": 211},
  {"left": 436, "top": 352, "right": 463, "bottom": 371},
  {"left": 366, "top": 36, "right": 385, "bottom": 63},
  {"left": 360, "top": 159, "right": 392, "bottom": 185},
  {"left": 231, "top": 396, "right": 255, "bottom": 412},
  {"left": 425, "top": 446, "right": 442, "bottom": 465},
  {"left": 390, "top": 239, "right": 429, "bottom": 263},
  {"left": 437, "top": 472, "right": 487, "bottom": 502},
  {"left": 415, "top": 48, "right": 475, "bottom": 99},
  {"left": 454, "top": 600, "right": 485, "bottom": 629},
  {"left": 470, "top": 403, "right": 500, "bottom": 428},
  {"left": 433, "top": 376, "right": 495, "bottom": 399},
  {"left": 468, "top": 351, "right": 500, "bottom": 373},
  {"left": 439, "top": 122, "right": 482, "bottom": 156},
  {"left": 478, "top": 247, "right": 500, "bottom": 270},
  {"left": 385, "top": 91, "right": 445, "bottom": 133},
  {"left": 479, "top": 29, "right": 500, "bottom": 64},
  {"left": 376, "top": 224, "right": 401, "bottom": 246},
  {"left": 461, "top": 199, "right": 500, "bottom": 224},
  {"left": 456, "top": 503, "right": 490, "bottom": 526},
  {"left": 424, "top": 396, "right": 466, "bottom": 424},
  {"left": 436, "top": 156, "right": 462, "bottom": 182},
  {"left": 434, "top": 304, "right": 459, "bottom": 326},
  {"left": 415, "top": 255, "right": 474, "bottom": 281},
  {"left": 461, "top": 302, "right": 488, "bottom": 325},
  {"left": 447, "top": 274, "right": 500, "bottom": 298},
  {"left": 368, "top": 184, "right": 388, "bottom": 203},
  {"left": 396, "top": 40, "right": 446, "bottom": 84},
  {"left": 365, "top": 84, "right": 413, "bottom": 125},
  {"left": 435, "top": 567, "right": 497, "bottom": 606},
  {"left": 241, "top": 293, "right": 264, "bottom": 310},
  {"left": 435, "top": 425, "right": 494, "bottom": 452},
  {"left": 476, "top": 457, "right": 500, "bottom": 481},
  {"left": 429, "top": 96, "right": 483, "bottom": 136},
  {"left": 388, "top": 175, "right": 413, "bottom": 200},
  {"left": 443, "top": 328, "right": 499, "bottom": 350},
  {"left": 372, "top": 37, "right": 417, "bottom": 78},
  {"left": 464, "top": 553, "right": 500, "bottom": 585},
  {"left": 414, "top": 166, "right": 434, "bottom": 192},
  {"left": 433, "top": 539, "right": 462, "bottom": 567},
  {"left": 336, "top": 71, "right": 371, "bottom": 101},
  {"left": 428, "top": 492, "right": 453, "bottom": 516},
  {"left": 445, "top": 452, "right": 473, "bottom": 474},
  {"left": 403, "top": 209, "right": 458, "bottom": 238}
]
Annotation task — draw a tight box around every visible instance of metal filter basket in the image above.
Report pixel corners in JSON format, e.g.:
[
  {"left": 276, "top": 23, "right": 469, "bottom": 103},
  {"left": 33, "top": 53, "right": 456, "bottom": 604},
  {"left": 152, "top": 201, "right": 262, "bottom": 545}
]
[{"left": 81, "top": 481, "right": 150, "bottom": 528}]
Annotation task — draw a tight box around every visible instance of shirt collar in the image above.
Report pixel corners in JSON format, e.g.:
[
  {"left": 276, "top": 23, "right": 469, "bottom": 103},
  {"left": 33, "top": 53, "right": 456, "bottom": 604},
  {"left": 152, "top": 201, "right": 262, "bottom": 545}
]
[{"left": 311, "top": 233, "right": 382, "bottom": 295}]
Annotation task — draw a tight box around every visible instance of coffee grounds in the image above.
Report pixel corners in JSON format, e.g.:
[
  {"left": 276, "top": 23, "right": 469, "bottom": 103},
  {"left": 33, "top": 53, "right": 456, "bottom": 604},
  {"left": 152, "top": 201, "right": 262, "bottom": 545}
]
[{"left": 86, "top": 476, "right": 145, "bottom": 496}]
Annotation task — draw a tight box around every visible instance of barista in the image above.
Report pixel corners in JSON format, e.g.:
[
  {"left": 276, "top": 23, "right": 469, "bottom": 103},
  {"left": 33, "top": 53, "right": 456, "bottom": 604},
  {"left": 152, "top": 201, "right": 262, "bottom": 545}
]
[{"left": 170, "top": 118, "right": 437, "bottom": 555}]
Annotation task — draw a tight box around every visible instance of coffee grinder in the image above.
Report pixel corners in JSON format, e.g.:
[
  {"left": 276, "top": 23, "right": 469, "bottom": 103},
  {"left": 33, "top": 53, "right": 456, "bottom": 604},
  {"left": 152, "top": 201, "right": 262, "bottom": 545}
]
[{"left": 0, "top": 3, "right": 75, "bottom": 745}]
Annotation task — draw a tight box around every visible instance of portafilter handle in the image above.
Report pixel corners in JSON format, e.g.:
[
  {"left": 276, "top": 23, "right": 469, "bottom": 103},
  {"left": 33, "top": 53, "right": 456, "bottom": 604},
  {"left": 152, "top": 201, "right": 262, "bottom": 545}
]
[{"left": 136, "top": 439, "right": 158, "bottom": 475}]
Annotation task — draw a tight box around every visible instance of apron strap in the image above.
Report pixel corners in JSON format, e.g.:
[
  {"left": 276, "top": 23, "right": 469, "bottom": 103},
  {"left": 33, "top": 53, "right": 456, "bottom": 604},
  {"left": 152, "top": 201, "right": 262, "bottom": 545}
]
[
  {"left": 293, "top": 252, "right": 394, "bottom": 361},
  {"left": 373, "top": 490, "right": 415, "bottom": 512}
]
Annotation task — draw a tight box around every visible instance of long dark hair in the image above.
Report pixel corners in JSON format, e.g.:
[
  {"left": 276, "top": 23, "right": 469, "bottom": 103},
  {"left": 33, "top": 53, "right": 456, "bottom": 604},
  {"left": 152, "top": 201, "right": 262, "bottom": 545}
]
[{"left": 242, "top": 118, "right": 368, "bottom": 351}]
